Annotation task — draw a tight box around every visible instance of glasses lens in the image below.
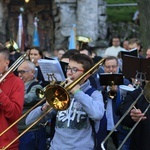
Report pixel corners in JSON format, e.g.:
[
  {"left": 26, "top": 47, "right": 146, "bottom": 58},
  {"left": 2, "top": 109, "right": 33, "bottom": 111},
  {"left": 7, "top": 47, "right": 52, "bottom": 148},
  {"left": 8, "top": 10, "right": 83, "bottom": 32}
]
[
  {"left": 66, "top": 67, "right": 77, "bottom": 74},
  {"left": 105, "top": 65, "right": 117, "bottom": 69},
  {"left": 72, "top": 68, "right": 78, "bottom": 74}
]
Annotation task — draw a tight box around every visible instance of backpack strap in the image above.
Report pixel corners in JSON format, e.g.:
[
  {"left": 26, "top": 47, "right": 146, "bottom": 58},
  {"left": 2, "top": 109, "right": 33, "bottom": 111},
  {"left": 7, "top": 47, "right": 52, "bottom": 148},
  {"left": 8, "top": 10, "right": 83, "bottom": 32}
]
[
  {"left": 85, "top": 87, "right": 96, "bottom": 96},
  {"left": 85, "top": 87, "right": 97, "bottom": 149},
  {"left": 85, "top": 87, "right": 107, "bottom": 150},
  {"left": 26, "top": 81, "right": 39, "bottom": 93}
]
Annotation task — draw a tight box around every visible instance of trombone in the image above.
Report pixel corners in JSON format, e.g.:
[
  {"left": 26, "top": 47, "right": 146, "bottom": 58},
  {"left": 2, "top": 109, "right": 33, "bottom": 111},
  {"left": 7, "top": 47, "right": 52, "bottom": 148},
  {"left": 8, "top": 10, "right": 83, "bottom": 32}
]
[
  {"left": 1, "top": 58, "right": 105, "bottom": 150},
  {"left": 101, "top": 81, "right": 150, "bottom": 150},
  {"left": 0, "top": 53, "right": 27, "bottom": 83}
]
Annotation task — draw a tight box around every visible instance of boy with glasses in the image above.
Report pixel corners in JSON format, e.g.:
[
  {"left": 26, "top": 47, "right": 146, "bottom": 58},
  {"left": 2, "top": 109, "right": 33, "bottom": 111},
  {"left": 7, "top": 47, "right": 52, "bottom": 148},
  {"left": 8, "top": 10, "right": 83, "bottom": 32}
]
[{"left": 26, "top": 54, "right": 105, "bottom": 150}]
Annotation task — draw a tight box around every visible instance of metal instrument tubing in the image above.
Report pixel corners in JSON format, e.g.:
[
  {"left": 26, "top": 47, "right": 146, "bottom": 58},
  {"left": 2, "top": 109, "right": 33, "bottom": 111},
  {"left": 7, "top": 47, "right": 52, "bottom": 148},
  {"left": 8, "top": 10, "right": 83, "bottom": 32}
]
[
  {"left": 3, "top": 58, "right": 105, "bottom": 149},
  {"left": 2, "top": 108, "right": 52, "bottom": 150},
  {"left": 0, "top": 98, "right": 45, "bottom": 136},
  {"left": 118, "top": 103, "right": 150, "bottom": 150},
  {"left": 101, "top": 91, "right": 143, "bottom": 150},
  {"left": 0, "top": 53, "right": 27, "bottom": 83}
]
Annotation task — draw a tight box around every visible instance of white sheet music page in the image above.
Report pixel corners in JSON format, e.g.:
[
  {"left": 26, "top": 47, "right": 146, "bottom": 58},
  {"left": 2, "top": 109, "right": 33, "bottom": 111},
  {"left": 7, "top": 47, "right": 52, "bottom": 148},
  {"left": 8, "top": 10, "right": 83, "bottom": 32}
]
[{"left": 38, "top": 59, "right": 65, "bottom": 81}]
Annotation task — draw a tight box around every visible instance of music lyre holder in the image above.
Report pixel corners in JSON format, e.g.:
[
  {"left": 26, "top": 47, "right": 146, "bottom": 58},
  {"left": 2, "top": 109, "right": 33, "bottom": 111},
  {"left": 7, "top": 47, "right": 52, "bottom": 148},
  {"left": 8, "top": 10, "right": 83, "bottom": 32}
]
[
  {"left": 133, "top": 71, "right": 147, "bottom": 88},
  {"left": 47, "top": 73, "right": 57, "bottom": 84},
  {"left": 38, "top": 59, "right": 66, "bottom": 82},
  {"left": 100, "top": 73, "right": 123, "bottom": 86}
]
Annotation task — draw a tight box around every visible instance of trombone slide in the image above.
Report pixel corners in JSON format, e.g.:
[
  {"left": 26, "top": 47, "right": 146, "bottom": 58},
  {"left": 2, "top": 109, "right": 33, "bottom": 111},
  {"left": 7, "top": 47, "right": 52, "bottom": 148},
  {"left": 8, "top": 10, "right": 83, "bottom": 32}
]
[{"left": 101, "top": 92, "right": 143, "bottom": 150}]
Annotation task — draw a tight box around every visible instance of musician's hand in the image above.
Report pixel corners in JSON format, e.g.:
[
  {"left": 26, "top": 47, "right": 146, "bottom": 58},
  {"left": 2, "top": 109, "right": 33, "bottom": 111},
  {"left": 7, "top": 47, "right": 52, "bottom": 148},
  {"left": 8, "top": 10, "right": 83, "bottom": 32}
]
[
  {"left": 130, "top": 108, "right": 147, "bottom": 122},
  {"left": 65, "top": 77, "right": 80, "bottom": 94},
  {"left": 41, "top": 102, "right": 51, "bottom": 112},
  {"left": 111, "top": 85, "right": 118, "bottom": 91}
]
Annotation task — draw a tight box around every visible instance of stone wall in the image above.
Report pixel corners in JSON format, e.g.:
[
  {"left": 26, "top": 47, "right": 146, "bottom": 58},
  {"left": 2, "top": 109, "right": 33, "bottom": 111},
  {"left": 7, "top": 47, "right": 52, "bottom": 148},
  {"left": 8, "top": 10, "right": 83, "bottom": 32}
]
[{"left": 53, "top": 0, "right": 107, "bottom": 50}]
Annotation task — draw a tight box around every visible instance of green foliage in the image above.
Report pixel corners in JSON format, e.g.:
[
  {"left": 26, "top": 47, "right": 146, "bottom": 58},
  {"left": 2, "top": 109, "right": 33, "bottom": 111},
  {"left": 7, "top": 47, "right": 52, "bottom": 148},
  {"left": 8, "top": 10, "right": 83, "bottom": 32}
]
[
  {"left": 106, "top": 0, "right": 138, "bottom": 22},
  {"left": 107, "top": 7, "right": 137, "bottom": 22},
  {"left": 107, "top": 0, "right": 137, "bottom": 4}
]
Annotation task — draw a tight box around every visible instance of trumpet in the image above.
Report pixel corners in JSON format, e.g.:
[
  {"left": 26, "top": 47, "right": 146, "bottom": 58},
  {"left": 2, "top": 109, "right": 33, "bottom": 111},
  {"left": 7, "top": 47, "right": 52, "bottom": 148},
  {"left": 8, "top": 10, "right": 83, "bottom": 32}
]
[{"left": 107, "top": 81, "right": 117, "bottom": 99}]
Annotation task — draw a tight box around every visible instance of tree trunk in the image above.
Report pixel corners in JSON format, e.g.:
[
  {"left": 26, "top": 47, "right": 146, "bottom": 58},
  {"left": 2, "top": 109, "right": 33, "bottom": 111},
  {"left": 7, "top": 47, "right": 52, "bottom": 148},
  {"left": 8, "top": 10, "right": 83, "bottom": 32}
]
[{"left": 137, "top": 0, "right": 150, "bottom": 55}]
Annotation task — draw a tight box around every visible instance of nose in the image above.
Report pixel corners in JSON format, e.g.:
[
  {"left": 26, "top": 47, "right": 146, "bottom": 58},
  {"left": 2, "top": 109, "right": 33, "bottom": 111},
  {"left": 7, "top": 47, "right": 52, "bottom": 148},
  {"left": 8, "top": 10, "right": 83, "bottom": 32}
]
[{"left": 66, "top": 70, "right": 73, "bottom": 76}]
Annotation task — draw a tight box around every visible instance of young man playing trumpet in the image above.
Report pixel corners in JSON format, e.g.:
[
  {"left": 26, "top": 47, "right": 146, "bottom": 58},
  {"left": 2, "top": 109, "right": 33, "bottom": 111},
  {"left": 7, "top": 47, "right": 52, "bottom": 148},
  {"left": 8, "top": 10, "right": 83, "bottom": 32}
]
[{"left": 26, "top": 54, "right": 105, "bottom": 150}]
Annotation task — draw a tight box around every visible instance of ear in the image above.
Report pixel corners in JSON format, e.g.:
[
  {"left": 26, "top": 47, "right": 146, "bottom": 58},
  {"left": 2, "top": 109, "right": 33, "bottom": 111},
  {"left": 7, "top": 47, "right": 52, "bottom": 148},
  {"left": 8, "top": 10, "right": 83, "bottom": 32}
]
[
  {"left": 31, "top": 70, "right": 35, "bottom": 75},
  {"left": 6, "top": 60, "right": 10, "bottom": 66}
]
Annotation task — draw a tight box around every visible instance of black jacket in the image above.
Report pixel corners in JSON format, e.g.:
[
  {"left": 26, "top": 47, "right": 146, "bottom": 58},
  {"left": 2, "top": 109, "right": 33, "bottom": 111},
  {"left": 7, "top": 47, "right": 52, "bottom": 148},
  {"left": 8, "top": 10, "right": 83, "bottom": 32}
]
[{"left": 119, "top": 88, "right": 150, "bottom": 150}]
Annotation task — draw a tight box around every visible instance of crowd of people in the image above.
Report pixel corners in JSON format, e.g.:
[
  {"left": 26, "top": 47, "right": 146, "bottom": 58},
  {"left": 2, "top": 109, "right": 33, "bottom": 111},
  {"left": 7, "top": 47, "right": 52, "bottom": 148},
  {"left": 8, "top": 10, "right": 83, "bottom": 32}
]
[{"left": 0, "top": 36, "right": 149, "bottom": 150}]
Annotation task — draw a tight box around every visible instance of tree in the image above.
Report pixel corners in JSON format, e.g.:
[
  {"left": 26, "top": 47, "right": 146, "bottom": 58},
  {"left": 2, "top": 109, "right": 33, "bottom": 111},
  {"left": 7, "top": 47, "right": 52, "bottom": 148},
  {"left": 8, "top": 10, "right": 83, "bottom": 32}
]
[{"left": 138, "top": 0, "right": 150, "bottom": 55}]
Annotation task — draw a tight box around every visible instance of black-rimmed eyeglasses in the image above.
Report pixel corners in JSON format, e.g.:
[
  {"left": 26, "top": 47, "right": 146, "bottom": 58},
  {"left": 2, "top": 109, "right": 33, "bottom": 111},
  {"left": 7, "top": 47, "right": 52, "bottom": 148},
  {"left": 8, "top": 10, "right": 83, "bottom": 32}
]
[{"left": 66, "top": 67, "right": 84, "bottom": 74}]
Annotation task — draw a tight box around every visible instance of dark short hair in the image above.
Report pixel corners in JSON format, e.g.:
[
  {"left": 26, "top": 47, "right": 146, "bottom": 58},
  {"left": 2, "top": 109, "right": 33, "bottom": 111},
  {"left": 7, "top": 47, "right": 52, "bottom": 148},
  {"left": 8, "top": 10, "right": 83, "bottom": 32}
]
[
  {"left": 29, "top": 46, "right": 43, "bottom": 58},
  {"left": 79, "top": 48, "right": 92, "bottom": 56},
  {"left": 61, "top": 50, "right": 79, "bottom": 59},
  {"left": 129, "top": 38, "right": 141, "bottom": 46},
  {"left": 69, "top": 54, "right": 94, "bottom": 72},
  {"left": 103, "top": 56, "right": 118, "bottom": 65}
]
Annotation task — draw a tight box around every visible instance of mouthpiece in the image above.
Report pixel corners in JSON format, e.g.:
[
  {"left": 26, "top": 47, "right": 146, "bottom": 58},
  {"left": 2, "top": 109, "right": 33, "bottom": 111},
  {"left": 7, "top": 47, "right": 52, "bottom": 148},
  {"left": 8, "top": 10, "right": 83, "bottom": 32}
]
[{"left": 31, "top": 59, "right": 34, "bottom": 62}]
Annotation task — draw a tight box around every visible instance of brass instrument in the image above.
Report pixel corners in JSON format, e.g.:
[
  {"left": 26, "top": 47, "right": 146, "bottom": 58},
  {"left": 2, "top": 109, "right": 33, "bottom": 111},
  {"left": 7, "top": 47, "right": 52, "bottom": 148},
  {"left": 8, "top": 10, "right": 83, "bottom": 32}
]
[
  {"left": 101, "top": 81, "right": 150, "bottom": 150},
  {"left": 100, "top": 73, "right": 123, "bottom": 99},
  {"left": 76, "top": 36, "right": 92, "bottom": 43},
  {"left": 76, "top": 36, "right": 92, "bottom": 50},
  {"left": 107, "top": 81, "right": 117, "bottom": 99},
  {"left": 0, "top": 53, "right": 27, "bottom": 83},
  {"left": 0, "top": 43, "right": 27, "bottom": 150},
  {"left": 1, "top": 57, "right": 105, "bottom": 150},
  {"left": 5, "top": 40, "right": 20, "bottom": 53}
]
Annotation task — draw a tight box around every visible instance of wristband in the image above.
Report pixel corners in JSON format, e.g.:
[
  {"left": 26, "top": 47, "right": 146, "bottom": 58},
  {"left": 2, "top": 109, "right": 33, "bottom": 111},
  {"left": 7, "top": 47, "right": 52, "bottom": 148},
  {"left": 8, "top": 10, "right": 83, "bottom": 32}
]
[{"left": 73, "top": 89, "right": 81, "bottom": 95}]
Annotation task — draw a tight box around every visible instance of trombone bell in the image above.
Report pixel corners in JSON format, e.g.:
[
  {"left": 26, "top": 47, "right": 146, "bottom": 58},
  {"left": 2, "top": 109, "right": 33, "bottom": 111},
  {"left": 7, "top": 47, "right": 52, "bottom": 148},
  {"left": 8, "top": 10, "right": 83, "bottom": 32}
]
[{"left": 45, "top": 84, "right": 70, "bottom": 111}]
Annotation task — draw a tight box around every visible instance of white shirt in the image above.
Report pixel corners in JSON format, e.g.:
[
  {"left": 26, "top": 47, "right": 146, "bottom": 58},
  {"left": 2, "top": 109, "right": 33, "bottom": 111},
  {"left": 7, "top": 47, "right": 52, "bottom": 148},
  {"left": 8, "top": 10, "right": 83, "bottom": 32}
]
[
  {"left": 106, "top": 98, "right": 115, "bottom": 130},
  {"left": 104, "top": 46, "right": 126, "bottom": 57}
]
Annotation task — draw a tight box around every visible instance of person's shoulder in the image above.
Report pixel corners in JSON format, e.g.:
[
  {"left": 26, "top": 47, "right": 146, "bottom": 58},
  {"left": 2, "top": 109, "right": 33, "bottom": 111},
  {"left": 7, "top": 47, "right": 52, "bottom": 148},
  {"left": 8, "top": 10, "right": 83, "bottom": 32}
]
[
  {"left": 127, "top": 88, "right": 142, "bottom": 99},
  {"left": 105, "top": 46, "right": 113, "bottom": 50},
  {"left": 10, "top": 73, "right": 24, "bottom": 87}
]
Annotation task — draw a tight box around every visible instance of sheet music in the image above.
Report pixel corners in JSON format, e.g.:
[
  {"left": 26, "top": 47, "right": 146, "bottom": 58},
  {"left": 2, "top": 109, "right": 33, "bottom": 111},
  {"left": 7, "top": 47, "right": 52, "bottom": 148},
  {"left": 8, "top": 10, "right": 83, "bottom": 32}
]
[
  {"left": 38, "top": 59, "right": 66, "bottom": 81},
  {"left": 121, "top": 48, "right": 138, "bottom": 58}
]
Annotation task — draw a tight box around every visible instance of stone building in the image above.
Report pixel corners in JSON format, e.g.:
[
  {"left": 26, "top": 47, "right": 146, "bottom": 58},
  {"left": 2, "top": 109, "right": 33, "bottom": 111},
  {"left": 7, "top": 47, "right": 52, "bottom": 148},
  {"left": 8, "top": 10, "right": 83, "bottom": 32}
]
[{"left": 0, "top": 0, "right": 107, "bottom": 54}]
